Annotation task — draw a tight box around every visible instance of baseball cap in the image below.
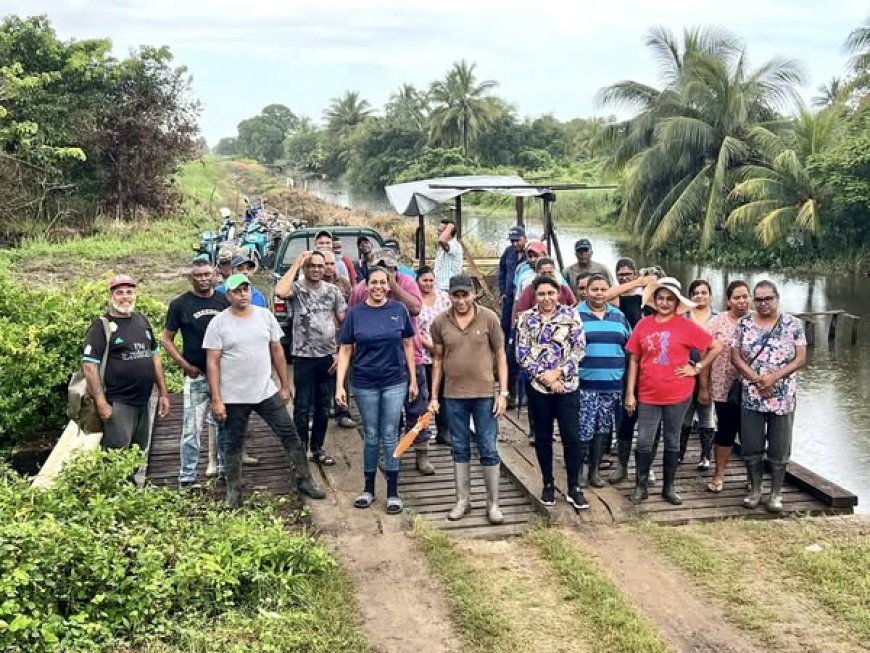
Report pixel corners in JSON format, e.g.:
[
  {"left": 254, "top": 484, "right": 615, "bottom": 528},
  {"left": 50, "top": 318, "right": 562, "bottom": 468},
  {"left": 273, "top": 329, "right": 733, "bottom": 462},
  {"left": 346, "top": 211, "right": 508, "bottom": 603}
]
[
  {"left": 230, "top": 254, "right": 254, "bottom": 268},
  {"left": 574, "top": 238, "right": 593, "bottom": 251},
  {"left": 314, "top": 230, "right": 333, "bottom": 240},
  {"left": 108, "top": 274, "right": 137, "bottom": 290},
  {"left": 526, "top": 240, "right": 547, "bottom": 255},
  {"left": 192, "top": 253, "right": 211, "bottom": 263},
  {"left": 508, "top": 226, "right": 525, "bottom": 240},
  {"left": 372, "top": 248, "right": 398, "bottom": 268},
  {"left": 448, "top": 275, "right": 475, "bottom": 295},
  {"left": 224, "top": 273, "right": 251, "bottom": 291}
]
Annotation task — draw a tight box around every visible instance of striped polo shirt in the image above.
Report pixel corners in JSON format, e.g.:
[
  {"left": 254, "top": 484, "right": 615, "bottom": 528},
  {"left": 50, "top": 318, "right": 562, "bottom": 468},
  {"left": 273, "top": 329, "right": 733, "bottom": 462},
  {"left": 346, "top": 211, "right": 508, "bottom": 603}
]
[{"left": 577, "top": 301, "right": 631, "bottom": 392}]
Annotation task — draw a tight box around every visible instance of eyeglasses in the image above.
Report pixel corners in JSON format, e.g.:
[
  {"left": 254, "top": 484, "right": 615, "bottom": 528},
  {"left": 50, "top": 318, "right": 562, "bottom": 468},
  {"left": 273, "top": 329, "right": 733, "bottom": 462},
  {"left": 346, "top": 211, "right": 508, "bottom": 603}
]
[{"left": 753, "top": 295, "right": 777, "bottom": 304}]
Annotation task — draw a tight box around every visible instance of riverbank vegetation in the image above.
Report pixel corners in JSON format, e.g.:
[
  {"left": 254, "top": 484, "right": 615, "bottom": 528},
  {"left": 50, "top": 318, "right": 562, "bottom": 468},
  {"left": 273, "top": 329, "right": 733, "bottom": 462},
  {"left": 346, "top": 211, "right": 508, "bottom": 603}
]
[{"left": 0, "top": 449, "right": 368, "bottom": 652}]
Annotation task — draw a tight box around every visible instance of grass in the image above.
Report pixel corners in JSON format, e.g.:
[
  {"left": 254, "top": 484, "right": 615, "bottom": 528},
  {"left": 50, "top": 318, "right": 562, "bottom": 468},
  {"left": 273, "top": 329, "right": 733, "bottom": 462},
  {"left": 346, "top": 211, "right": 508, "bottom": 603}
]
[
  {"left": 634, "top": 517, "right": 870, "bottom": 651},
  {"left": 527, "top": 526, "right": 672, "bottom": 653},
  {"left": 412, "top": 519, "right": 517, "bottom": 652}
]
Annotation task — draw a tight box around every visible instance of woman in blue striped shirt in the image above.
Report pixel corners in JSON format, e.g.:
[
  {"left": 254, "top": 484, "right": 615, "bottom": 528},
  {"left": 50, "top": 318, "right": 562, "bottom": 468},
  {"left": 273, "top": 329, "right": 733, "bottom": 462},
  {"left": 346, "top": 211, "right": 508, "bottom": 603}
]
[{"left": 577, "top": 274, "right": 632, "bottom": 488}]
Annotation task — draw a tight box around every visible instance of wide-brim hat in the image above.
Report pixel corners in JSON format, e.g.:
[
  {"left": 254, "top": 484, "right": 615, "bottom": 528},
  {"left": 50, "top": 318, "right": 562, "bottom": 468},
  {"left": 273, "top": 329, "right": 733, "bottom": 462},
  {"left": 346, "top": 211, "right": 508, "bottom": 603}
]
[{"left": 641, "top": 277, "right": 697, "bottom": 314}]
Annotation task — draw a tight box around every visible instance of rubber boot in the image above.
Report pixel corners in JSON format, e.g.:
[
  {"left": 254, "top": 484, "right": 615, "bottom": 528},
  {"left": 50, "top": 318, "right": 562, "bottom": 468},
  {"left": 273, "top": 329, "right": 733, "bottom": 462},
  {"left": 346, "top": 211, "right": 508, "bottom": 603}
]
[
  {"left": 205, "top": 424, "right": 218, "bottom": 477},
  {"left": 698, "top": 427, "right": 715, "bottom": 470},
  {"left": 608, "top": 439, "right": 631, "bottom": 484},
  {"left": 661, "top": 450, "right": 683, "bottom": 505},
  {"left": 588, "top": 433, "right": 605, "bottom": 488},
  {"left": 415, "top": 441, "right": 436, "bottom": 476},
  {"left": 743, "top": 460, "right": 764, "bottom": 509},
  {"left": 678, "top": 425, "right": 691, "bottom": 463},
  {"left": 629, "top": 450, "right": 653, "bottom": 504},
  {"left": 766, "top": 463, "right": 788, "bottom": 513},
  {"left": 225, "top": 451, "right": 243, "bottom": 508},
  {"left": 576, "top": 442, "right": 589, "bottom": 488},
  {"left": 483, "top": 464, "right": 504, "bottom": 524},
  {"left": 289, "top": 445, "right": 326, "bottom": 499},
  {"left": 447, "top": 462, "right": 472, "bottom": 521}
]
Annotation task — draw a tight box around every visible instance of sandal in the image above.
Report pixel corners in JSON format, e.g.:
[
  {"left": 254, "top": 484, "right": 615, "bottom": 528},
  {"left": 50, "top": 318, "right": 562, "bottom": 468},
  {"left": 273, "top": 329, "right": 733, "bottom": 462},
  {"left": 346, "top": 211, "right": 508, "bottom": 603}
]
[
  {"left": 354, "top": 491, "right": 375, "bottom": 509},
  {"left": 706, "top": 479, "right": 724, "bottom": 493},
  {"left": 386, "top": 496, "right": 403, "bottom": 515},
  {"left": 312, "top": 450, "right": 336, "bottom": 466}
]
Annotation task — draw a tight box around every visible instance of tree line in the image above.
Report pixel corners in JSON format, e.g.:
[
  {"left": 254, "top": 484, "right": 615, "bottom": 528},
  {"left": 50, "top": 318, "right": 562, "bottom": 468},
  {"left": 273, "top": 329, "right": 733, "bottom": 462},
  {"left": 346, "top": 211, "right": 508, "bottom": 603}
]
[
  {"left": 0, "top": 15, "right": 199, "bottom": 236},
  {"left": 219, "top": 21, "right": 870, "bottom": 264}
]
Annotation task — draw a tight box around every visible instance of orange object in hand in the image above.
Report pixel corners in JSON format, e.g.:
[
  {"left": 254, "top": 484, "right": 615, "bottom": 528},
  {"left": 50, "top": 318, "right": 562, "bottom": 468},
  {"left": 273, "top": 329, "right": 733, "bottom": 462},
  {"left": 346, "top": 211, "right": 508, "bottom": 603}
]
[{"left": 393, "top": 409, "right": 434, "bottom": 458}]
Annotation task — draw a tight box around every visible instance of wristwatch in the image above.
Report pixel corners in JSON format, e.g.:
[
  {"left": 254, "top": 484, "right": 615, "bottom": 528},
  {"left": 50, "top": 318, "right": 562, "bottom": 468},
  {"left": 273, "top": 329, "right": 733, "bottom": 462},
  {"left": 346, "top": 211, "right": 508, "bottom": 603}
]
[
  {"left": 499, "top": 390, "right": 510, "bottom": 397},
  {"left": 694, "top": 362, "right": 704, "bottom": 371}
]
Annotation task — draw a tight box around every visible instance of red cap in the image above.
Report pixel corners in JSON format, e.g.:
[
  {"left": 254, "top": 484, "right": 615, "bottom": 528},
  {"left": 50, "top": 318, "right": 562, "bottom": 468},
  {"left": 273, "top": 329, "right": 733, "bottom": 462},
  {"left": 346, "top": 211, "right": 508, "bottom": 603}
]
[
  {"left": 108, "top": 274, "right": 137, "bottom": 290},
  {"left": 526, "top": 240, "right": 547, "bottom": 255}
]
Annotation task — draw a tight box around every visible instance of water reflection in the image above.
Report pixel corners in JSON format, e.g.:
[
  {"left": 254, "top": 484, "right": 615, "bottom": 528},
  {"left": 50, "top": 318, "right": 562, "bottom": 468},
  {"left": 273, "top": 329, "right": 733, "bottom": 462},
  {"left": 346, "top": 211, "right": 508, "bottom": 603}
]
[{"left": 308, "top": 183, "right": 870, "bottom": 511}]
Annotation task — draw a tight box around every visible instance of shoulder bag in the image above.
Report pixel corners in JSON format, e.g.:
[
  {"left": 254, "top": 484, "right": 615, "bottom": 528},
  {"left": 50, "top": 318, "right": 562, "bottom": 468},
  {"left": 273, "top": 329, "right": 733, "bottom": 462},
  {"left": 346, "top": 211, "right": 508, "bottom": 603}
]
[
  {"left": 67, "top": 317, "right": 112, "bottom": 433},
  {"left": 727, "top": 315, "right": 783, "bottom": 406}
]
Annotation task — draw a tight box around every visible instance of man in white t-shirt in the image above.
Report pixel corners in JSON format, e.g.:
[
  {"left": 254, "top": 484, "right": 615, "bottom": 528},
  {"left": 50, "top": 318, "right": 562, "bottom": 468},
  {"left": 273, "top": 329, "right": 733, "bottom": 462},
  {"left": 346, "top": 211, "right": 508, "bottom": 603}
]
[
  {"left": 204, "top": 273, "right": 326, "bottom": 507},
  {"left": 434, "top": 217, "right": 463, "bottom": 291}
]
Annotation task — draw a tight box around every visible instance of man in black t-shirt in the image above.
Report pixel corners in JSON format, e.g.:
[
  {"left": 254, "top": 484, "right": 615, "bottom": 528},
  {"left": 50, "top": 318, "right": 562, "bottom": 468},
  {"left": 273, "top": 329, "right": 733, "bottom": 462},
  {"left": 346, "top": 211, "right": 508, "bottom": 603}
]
[
  {"left": 82, "top": 275, "right": 170, "bottom": 450},
  {"left": 162, "top": 259, "right": 231, "bottom": 486}
]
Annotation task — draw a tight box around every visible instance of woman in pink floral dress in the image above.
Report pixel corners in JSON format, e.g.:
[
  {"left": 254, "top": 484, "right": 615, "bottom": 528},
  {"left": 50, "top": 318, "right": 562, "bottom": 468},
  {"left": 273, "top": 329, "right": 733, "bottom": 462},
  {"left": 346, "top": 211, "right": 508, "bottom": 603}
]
[
  {"left": 417, "top": 266, "right": 452, "bottom": 443},
  {"left": 704, "top": 280, "right": 751, "bottom": 492},
  {"left": 731, "top": 281, "right": 807, "bottom": 513}
]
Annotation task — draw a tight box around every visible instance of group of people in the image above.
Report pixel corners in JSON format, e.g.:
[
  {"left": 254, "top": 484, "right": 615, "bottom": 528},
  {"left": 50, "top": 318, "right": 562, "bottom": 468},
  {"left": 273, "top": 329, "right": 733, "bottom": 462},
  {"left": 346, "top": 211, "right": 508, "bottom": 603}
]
[
  {"left": 497, "top": 228, "right": 807, "bottom": 512},
  {"left": 80, "top": 219, "right": 806, "bottom": 518}
]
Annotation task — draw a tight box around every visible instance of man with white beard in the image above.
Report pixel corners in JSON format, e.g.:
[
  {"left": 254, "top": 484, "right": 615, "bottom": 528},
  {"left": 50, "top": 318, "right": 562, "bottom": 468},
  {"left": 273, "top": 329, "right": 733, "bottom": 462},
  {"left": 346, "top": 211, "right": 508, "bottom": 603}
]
[{"left": 82, "top": 274, "right": 170, "bottom": 449}]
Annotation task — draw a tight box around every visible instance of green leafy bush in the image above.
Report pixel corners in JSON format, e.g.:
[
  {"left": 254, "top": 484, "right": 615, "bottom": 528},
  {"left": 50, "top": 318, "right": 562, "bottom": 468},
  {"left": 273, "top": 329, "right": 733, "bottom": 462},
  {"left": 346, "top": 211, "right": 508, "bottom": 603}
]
[
  {"left": 0, "top": 261, "right": 182, "bottom": 445},
  {"left": 0, "top": 449, "right": 340, "bottom": 652}
]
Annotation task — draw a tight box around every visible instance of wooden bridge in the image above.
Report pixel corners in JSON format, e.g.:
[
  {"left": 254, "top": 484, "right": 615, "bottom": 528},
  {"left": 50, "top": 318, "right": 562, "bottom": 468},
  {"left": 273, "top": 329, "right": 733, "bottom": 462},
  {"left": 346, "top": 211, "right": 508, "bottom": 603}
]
[{"left": 140, "top": 394, "right": 856, "bottom": 535}]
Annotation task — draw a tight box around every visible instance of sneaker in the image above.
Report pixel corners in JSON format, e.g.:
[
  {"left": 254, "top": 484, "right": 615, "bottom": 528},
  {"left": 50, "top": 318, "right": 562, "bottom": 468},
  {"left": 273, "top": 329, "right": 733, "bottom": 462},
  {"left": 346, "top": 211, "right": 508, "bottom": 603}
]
[
  {"left": 697, "top": 458, "right": 711, "bottom": 470},
  {"left": 567, "top": 486, "right": 590, "bottom": 511},
  {"left": 338, "top": 416, "right": 357, "bottom": 429},
  {"left": 540, "top": 483, "right": 556, "bottom": 506},
  {"left": 649, "top": 469, "right": 657, "bottom": 484}
]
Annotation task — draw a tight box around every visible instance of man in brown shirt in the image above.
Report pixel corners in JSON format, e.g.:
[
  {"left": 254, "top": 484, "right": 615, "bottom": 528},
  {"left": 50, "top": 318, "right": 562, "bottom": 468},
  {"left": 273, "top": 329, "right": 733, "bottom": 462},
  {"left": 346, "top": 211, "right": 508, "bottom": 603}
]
[{"left": 429, "top": 275, "right": 508, "bottom": 524}]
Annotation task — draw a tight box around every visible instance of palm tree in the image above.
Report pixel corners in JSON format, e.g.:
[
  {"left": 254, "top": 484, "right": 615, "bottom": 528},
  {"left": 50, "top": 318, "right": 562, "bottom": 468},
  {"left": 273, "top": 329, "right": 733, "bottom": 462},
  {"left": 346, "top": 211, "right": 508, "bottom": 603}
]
[
  {"left": 428, "top": 60, "right": 500, "bottom": 156},
  {"left": 597, "top": 26, "right": 804, "bottom": 251},
  {"left": 727, "top": 125, "right": 822, "bottom": 246},
  {"left": 844, "top": 19, "right": 870, "bottom": 93},
  {"left": 811, "top": 77, "right": 845, "bottom": 107},
  {"left": 385, "top": 83, "right": 429, "bottom": 132},
  {"left": 324, "top": 90, "right": 372, "bottom": 135}
]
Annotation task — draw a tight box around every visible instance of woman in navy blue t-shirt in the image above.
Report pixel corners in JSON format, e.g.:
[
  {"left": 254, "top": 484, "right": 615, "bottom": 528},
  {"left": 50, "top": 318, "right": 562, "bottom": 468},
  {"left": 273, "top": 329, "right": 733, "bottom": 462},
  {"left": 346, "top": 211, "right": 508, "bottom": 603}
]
[{"left": 336, "top": 267, "right": 418, "bottom": 514}]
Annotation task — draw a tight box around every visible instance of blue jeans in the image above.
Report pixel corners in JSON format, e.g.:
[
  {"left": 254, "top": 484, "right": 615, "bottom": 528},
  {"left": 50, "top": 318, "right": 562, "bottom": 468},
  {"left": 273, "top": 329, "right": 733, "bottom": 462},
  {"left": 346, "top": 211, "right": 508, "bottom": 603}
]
[
  {"left": 179, "top": 375, "right": 226, "bottom": 482},
  {"left": 354, "top": 382, "right": 408, "bottom": 473},
  {"left": 443, "top": 397, "right": 500, "bottom": 466}
]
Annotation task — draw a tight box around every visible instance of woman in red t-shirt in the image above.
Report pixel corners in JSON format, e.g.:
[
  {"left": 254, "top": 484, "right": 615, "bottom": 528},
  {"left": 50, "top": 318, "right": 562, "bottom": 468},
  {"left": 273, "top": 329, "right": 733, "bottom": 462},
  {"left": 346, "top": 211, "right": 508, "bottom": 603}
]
[{"left": 624, "top": 278, "right": 722, "bottom": 505}]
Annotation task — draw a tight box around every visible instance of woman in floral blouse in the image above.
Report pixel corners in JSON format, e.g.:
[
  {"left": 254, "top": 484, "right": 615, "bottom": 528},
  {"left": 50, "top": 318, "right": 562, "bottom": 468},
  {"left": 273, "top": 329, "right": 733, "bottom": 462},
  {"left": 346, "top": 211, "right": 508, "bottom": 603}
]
[
  {"left": 516, "top": 276, "right": 587, "bottom": 509},
  {"left": 703, "top": 280, "right": 750, "bottom": 492},
  {"left": 731, "top": 280, "right": 806, "bottom": 513},
  {"left": 417, "top": 265, "right": 452, "bottom": 444}
]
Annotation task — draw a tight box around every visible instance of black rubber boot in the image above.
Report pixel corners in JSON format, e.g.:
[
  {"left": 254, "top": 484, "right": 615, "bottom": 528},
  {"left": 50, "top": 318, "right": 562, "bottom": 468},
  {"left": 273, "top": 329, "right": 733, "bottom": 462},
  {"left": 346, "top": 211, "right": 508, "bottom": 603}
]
[
  {"left": 698, "top": 427, "right": 715, "bottom": 469},
  {"left": 588, "top": 433, "right": 605, "bottom": 488},
  {"left": 608, "top": 439, "right": 631, "bottom": 484},
  {"left": 743, "top": 460, "right": 764, "bottom": 509},
  {"left": 678, "top": 425, "right": 691, "bottom": 463},
  {"left": 661, "top": 450, "right": 683, "bottom": 505},
  {"left": 766, "top": 463, "right": 787, "bottom": 513},
  {"left": 290, "top": 445, "right": 326, "bottom": 500},
  {"left": 577, "top": 442, "right": 589, "bottom": 489},
  {"left": 225, "top": 451, "right": 243, "bottom": 508},
  {"left": 629, "top": 450, "right": 653, "bottom": 504}
]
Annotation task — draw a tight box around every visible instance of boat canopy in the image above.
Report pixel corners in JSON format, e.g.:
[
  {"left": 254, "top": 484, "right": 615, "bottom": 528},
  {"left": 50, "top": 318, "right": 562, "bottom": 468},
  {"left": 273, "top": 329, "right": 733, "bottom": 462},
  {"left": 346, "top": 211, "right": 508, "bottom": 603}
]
[{"left": 385, "top": 175, "right": 545, "bottom": 216}]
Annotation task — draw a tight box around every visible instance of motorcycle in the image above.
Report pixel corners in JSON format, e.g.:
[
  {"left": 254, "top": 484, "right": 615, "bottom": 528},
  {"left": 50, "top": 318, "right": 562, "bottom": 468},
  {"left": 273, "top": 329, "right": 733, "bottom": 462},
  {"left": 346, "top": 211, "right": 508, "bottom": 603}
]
[
  {"left": 238, "top": 220, "right": 269, "bottom": 268},
  {"left": 193, "top": 230, "right": 222, "bottom": 264}
]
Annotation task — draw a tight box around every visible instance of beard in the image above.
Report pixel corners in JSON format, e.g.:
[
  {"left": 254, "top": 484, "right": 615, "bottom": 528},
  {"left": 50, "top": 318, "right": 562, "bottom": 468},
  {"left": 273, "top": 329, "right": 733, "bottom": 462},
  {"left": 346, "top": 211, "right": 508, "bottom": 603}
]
[{"left": 111, "top": 300, "right": 136, "bottom": 315}]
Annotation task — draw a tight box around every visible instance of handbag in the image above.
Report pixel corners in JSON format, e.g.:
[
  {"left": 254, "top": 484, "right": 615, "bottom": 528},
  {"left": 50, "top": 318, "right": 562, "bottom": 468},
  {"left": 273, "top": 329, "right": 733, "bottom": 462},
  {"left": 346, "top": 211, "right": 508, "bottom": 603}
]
[
  {"left": 67, "top": 317, "right": 112, "bottom": 433},
  {"left": 727, "top": 315, "right": 782, "bottom": 406}
]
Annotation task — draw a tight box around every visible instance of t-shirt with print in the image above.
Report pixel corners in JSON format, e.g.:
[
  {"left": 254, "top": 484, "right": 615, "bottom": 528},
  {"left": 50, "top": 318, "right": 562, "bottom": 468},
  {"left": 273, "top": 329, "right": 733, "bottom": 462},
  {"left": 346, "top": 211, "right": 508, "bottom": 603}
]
[
  {"left": 732, "top": 313, "right": 806, "bottom": 415},
  {"left": 289, "top": 280, "right": 346, "bottom": 358},
  {"left": 165, "top": 291, "right": 230, "bottom": 372},
  {"left": 202, "top": 307, "right": 283, "bottom": 405},
  {"left": 339, "top": 299, "right": 415, "bottom": 390},
  {"left": 430, "top": 304, "right": 504, "bottom": 398},
  {"left": 83, "top": 313, "right": 158, "bottom": 406},
  {"left": 625, "top": 314, "right": 713, "bottom": 405}
]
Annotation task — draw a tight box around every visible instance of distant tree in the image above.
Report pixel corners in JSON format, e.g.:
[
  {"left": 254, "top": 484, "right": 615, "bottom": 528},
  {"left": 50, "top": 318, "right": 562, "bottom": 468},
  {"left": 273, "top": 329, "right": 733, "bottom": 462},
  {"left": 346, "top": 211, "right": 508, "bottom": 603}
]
[
  {"left": 324, "top": 91, "right": 372, "bottom": 134},
  {"left": 812, "top": 77, "right": 845, "bottom": 107},
  {"left": 283, "top": 117, "right": 324, "bottom": 172},
  {"left": 844, "top": 18, "right": 870, "bottom": 94},
  {"left": 429, "top": 60, "right": 501, "bottom": 156},
  {"left": 385, "top": 83, "right": 429, "bottom": 132},
  {"left": 214, "top": 137, "right": 238, "bottom": 156}
]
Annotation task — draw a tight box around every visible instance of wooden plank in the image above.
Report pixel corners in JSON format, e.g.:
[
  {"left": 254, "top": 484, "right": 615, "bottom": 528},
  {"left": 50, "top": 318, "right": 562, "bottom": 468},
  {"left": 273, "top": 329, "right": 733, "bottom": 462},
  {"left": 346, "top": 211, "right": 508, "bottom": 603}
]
[
  {"left": 423, "top": 511, "right": 537, "bottom": 530},
  {"left": 785, "top": 461, "right": 858, "bottom": 508},
  {"left": 410, "top": 497, "right": 533, "bottom": 513}
]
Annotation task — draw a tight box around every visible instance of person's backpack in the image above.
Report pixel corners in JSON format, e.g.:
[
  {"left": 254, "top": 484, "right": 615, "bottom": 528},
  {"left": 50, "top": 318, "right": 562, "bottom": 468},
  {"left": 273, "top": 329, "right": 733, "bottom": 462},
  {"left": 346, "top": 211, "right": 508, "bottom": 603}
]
[{"left": 67, "top": 317, "right": 112, "bottom": 434}]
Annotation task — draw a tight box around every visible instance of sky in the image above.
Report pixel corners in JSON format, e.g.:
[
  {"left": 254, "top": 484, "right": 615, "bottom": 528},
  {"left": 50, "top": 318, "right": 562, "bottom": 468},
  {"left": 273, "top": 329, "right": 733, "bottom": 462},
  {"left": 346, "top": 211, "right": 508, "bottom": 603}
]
[{"left": 4, "top": 0, "right": 867, "bottom": 145}]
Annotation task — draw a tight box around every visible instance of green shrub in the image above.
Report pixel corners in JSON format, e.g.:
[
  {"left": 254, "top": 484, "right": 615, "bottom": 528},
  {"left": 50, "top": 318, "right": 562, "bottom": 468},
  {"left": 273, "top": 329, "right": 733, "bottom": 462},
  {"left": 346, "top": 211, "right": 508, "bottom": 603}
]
[
  {"left": 0, "top": 262, "right": 182, "bottom": 445},
  {"left": 0, "top": 449, "right": 338, "bottom": 652}
]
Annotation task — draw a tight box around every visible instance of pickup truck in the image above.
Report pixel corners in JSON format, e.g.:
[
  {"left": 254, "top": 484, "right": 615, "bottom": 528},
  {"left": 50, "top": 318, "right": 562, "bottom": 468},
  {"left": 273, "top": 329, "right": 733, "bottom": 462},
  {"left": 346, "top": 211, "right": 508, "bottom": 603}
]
[{"left": 270, "top": 226, "right": 385, "bottom": 356}]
